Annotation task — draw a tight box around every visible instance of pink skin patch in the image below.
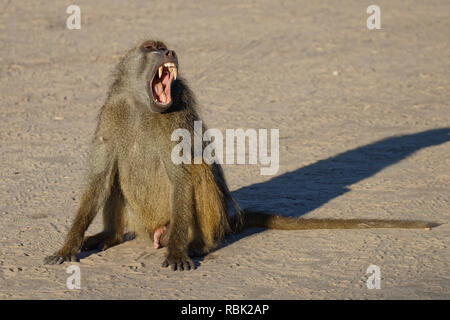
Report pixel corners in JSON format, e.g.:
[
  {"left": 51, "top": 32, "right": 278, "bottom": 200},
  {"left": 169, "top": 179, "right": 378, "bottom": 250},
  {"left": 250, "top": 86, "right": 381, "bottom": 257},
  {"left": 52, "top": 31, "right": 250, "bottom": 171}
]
[{"left": 153, "top": 225, "right": 167, "bottom": 249}]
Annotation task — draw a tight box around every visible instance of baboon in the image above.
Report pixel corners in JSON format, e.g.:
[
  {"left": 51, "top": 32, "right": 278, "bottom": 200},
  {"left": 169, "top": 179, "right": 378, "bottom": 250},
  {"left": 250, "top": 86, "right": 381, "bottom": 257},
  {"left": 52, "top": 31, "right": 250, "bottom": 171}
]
[{"left": 44, "top": 40, "right": 437, "bottom": 270}]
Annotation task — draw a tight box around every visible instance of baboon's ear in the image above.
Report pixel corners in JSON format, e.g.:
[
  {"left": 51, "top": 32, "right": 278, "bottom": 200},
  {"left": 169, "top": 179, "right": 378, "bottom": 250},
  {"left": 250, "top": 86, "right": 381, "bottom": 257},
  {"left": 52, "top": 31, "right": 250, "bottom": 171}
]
[{"left": 140, "top": 40, "right": 157, "bottom": 52}]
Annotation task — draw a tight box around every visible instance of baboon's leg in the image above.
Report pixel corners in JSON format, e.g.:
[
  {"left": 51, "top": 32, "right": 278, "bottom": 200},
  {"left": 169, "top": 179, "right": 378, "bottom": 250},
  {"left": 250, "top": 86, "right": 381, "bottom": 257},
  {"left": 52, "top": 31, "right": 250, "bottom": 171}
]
[
  {"left": 44, "top": 127, "right": 117, "bottom": 264},
  {"left": 161, "top": 164, "right": 195, "bottom": 270},
  {"left": 82, "top": 176, "right": 125, "bottom": 251}
]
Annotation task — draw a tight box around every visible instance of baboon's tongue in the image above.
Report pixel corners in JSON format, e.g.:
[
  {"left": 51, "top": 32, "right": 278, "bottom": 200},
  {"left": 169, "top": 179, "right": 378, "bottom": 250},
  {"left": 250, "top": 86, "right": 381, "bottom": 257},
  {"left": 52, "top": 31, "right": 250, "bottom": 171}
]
[
  {"left": 153, "top": 71, "right": 173, "bottom": 104},
  {"left": 162, "top": 70, "right": 172, "bottom": 88},
  {"left": 154, "top": 82, "right": 163, "bottom": 95}
]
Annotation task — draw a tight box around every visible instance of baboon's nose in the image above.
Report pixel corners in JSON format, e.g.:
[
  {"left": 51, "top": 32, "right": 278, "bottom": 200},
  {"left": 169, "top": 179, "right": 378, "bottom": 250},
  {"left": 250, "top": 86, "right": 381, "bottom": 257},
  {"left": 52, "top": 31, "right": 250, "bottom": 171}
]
[{"left": 165, "top": 50, "right": 176, "bottom": 58}]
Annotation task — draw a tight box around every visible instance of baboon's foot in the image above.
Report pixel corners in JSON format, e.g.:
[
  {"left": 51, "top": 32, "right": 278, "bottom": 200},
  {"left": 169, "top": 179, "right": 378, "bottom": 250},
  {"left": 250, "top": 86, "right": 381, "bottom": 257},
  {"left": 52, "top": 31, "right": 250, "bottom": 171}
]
[
  {"left": 162, "top": 251, "right": 194, "bottom": 271},
  {"left": 44, "top": 249, "right": 78, "bottom": 265},
  {"left": 82, "top": 232, "right": 122, "bottom": 251}
]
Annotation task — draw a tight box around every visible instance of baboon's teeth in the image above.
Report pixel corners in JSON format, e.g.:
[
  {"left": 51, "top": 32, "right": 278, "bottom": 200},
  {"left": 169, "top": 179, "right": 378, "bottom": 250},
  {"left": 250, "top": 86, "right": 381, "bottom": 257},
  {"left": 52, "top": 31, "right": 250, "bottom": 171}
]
[
  {"left": 166, "top": 64, "right": 177, "bottom": 80},
  {"left": 158, "top": 66, "right": 163, "bottom": 79}
]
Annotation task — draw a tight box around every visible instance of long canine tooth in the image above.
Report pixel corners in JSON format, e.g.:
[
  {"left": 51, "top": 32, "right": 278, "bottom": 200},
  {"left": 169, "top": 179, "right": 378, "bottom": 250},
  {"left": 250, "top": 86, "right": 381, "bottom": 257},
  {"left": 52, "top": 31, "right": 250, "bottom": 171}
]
[
  {"left": 173, "top": 67, "right": 177, "bottom": 80},
  {"left": 158, "top": 66, "right": 163, "bottom": 78}
]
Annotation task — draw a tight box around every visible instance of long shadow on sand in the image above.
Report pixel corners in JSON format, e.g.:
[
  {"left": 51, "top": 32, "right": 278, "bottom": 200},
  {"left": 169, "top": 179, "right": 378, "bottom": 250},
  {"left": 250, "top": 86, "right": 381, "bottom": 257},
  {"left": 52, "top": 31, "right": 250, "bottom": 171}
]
[{"left": 218, "top": 127, "right": 450, "bottom": 249}]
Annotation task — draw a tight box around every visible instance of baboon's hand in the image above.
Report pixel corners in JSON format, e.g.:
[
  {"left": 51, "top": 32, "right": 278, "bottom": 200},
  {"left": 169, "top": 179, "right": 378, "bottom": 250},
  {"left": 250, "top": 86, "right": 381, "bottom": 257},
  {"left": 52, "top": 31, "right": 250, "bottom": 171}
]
[
  {"left": 162, "top": 252, "right": 194, "bottom": 271},
  {"left": 44, "top": 252, "right": 78, "bottom": 265}
]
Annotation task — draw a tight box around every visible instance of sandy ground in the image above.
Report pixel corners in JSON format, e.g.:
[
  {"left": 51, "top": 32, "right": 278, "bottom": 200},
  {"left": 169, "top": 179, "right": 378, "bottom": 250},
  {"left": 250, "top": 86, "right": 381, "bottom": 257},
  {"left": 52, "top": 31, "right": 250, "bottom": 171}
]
[{"left": 0, "top": 0, "right": 449, "bottom": 299}]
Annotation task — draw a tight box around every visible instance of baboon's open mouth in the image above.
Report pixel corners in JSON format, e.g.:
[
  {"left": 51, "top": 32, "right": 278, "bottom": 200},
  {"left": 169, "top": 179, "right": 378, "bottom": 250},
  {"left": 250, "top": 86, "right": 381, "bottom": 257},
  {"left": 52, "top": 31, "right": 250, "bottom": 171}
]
[{"left": 151, "top": 62, "right": 177, "bottom": 105}]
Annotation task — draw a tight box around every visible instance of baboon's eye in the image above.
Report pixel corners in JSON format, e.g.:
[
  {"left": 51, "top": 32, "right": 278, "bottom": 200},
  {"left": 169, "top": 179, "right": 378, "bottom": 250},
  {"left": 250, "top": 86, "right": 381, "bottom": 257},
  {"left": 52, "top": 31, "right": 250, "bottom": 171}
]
[
  {"left": 141, "top": 41, "right": 157, "bottom": 52},
  {"left": 141, "top": 41, "right": 168, "bottom": 53}
]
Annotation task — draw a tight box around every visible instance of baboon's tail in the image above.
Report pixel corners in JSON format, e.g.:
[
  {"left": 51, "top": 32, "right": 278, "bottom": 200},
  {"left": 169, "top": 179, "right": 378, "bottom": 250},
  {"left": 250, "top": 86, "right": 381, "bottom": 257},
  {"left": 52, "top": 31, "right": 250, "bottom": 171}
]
[{"left": 230, "top": 210, "right": 439, "bottom": 232}]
